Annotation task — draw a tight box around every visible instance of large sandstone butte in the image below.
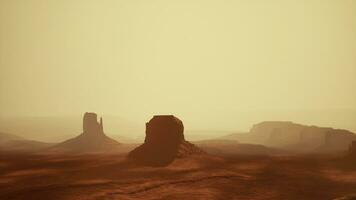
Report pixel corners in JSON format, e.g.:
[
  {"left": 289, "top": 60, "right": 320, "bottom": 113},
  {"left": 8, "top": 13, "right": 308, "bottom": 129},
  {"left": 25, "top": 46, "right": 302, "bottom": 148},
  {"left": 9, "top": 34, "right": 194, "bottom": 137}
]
[
  {"left": 128, "top": 115, "right": 204, "bottom": 166},
  {"left": 52, "top": 112, "right": 119, "bottom": 153}
]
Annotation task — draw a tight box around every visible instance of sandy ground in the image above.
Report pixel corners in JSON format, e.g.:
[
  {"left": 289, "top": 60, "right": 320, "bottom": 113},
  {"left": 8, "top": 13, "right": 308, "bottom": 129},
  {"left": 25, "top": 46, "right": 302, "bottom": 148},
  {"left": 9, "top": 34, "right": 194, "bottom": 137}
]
[{"left": 1, "top": 153, "right": 356, "bottom": 200}]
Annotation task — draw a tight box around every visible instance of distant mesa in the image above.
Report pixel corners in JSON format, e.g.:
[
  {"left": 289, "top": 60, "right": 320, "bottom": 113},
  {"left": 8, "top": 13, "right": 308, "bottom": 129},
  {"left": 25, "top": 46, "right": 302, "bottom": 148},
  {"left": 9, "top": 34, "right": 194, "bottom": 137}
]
[
  {"left": 223, "top": 121, "right": 356, "bottom": 153},
  {"left": 51, "top": 112, "right": 120, "bottom": 153},
  {"left": 128, "top": 115, "right": 204, "bottom": 166}
]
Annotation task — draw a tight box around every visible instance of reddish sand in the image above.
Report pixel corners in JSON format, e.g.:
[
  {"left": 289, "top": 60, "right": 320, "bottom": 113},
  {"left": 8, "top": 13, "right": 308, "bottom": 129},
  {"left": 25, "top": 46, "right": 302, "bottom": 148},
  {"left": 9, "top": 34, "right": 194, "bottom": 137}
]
[{"left": 1, "top": 153, "right": 356, "bottom": 200}]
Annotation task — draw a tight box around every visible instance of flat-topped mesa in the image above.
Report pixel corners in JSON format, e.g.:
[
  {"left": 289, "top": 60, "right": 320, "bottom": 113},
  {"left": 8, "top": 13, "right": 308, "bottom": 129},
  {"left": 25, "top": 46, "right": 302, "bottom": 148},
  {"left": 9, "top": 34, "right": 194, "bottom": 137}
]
[
  {"left": 83, "top": 112, "right": 104, "bottom": 135},
  {"left": 128, "top": 115, "right": 204, "bottom": 166},
  {"left": 248, "top": 121, "right": 356, "bottom": 152}
]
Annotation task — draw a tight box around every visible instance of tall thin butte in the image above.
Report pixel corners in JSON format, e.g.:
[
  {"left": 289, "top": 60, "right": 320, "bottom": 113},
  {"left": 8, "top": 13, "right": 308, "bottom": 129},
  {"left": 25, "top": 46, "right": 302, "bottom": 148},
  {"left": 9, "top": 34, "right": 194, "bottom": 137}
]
[{"left": 52, "top": 112, "right": 120, "bottom": 153}]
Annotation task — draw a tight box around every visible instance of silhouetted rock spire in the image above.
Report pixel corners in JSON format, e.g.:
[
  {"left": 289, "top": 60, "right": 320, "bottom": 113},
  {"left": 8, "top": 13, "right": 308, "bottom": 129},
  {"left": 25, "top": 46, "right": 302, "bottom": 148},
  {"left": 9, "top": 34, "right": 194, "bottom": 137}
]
[{"left": 51, "top": 112, "right": 119, "bottom": 153}]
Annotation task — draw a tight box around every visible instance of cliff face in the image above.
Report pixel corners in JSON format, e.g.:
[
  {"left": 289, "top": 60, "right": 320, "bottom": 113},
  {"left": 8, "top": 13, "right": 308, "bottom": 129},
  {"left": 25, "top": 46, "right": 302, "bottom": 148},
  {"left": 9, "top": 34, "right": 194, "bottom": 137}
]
[
  {"left": 128, "top": 115, "right": 204, "bottom": 166},
  {"left": 52, "top": 112, "right": 119, "bottom": 153}
]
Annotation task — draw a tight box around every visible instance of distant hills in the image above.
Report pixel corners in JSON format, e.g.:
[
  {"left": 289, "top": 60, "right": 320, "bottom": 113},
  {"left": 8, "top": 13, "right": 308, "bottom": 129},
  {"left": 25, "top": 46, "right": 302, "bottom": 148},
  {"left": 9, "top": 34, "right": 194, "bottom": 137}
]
[
  {"left": 0, "top": 132, "right": 23, "bottom": 142},
  {"left": 0, "top": 132, "right": 53, "bottom": 152}
]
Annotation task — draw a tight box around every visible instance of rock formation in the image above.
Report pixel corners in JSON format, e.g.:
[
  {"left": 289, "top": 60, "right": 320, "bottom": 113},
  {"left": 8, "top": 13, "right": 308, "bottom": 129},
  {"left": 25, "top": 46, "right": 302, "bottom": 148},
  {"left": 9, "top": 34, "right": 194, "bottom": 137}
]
[
  {"left": 83, "top": 112, "right": 104, "bottom": 135},
  {"left": 128, "top": 115, "right": 204, "bottom": 166},
  {"left": 52, "top": 112, "right": 119, "bottom": 153},
  {"left": 226, "top": 121, "right": 356, "bottom": 153}
]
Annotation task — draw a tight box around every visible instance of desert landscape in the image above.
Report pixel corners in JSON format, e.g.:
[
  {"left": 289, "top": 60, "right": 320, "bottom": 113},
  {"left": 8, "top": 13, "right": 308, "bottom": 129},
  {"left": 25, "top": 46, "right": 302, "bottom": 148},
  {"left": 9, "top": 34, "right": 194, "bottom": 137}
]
[
  {"left": 1, "top": 153, "right": 356, "bottom": 200},
  {"left": 1, "top": 0, "right": 355, "bottom": 199},
  {"left": 1, "top": 113, "right": 356, "bottom": 200}
]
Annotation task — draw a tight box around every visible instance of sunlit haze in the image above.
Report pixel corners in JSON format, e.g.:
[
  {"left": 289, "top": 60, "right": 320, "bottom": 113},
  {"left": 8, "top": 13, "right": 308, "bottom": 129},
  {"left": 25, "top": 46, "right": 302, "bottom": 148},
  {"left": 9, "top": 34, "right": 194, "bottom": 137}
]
[{"left": 1, "top": 0, "right": 355, "bottom": 134}]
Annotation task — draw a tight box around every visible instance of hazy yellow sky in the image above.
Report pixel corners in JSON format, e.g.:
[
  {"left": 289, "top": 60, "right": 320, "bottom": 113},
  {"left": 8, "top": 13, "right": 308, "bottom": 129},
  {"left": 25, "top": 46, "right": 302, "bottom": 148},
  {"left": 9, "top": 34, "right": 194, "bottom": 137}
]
[{"left": 0, "top": 0, "right": 355, "bottom": 131}]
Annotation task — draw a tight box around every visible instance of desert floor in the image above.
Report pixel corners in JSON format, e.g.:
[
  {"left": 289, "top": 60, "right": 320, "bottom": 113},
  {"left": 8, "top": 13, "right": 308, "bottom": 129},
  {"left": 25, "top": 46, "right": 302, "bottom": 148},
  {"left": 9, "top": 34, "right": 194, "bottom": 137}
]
[{"left": 1, "top": 153, "right": 356, "bottom": 200}]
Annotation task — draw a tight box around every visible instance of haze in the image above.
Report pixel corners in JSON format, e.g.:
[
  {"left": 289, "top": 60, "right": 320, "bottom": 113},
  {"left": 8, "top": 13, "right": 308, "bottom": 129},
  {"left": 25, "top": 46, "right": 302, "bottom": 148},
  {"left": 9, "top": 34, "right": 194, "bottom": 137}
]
[{"left": 1, "top": 0, "right": 355, "bottom": 133}]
